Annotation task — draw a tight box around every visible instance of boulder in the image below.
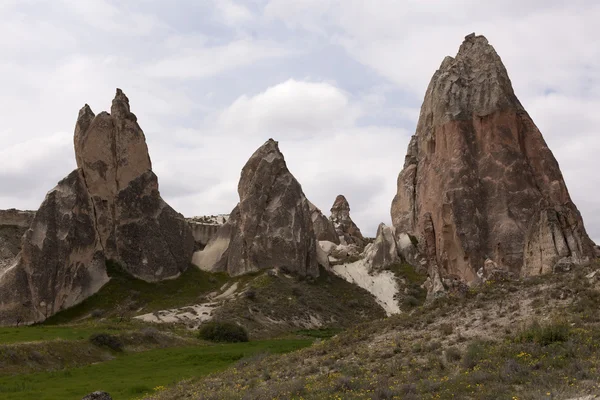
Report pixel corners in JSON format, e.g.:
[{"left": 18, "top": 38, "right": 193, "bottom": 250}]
[
  {"left": 0, "top": 170, "right": 109, "bottom": 325},
  {"left": 391, "top": 33, "right": 596, "bottom": 283},
  {"left": 193, "top": 139, "right": 319, "bottom": 277},
  {"left": 74, "top": 89, "right": 194, "bottom": 281},
  {"left": 330, "top": 195, "right": 365, "bottom": 248},
  {"left": 363, "top": 223, "right": 402, "bottom": 271}
]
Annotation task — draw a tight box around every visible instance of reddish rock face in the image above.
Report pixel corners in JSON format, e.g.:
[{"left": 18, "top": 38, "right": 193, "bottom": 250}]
[{"left": 391, "top": 33, "right": 595, "bottom": 281}]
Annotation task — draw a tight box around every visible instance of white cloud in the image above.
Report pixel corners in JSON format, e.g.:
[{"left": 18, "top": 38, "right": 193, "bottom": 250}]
[
  {"left": 144, "top": 39, "right": 293, "bottom": 79},
  {"left": 213, "top": 0, "right": 254, "bottom": 26},
  {"left": 214, "top": 79, "right": 361, "bottom": 137}
]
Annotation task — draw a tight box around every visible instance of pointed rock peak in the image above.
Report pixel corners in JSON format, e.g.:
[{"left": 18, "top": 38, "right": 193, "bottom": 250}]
[
  {"left": 331, "top": 195, "right": 350, "bottom": 213},
  {"left": 75, "top": 104, "right": 96, "bottom": 137},
  {"left": 252, "top": 138, "right": 282, "bottom": 159},
  {"left": 111, "top": 88, "right": 134, "bottom": 120}
]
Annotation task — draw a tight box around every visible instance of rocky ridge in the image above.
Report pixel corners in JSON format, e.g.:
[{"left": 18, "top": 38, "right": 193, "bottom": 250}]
[
  {"left": 193, "top": 139, "right": 320, "bottom": 277},
  {"left": 0, "top": 89, "right": 193, "bottom": 325},
  {"left": 391, "top": 33, "right": 596, "bottom": 284}
]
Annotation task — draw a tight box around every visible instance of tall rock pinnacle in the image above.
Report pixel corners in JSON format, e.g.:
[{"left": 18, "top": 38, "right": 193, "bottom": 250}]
[
  {"left": 391, "top": 33, "right": 596, "bottom": 281},
  {"left": 193, "top": 139, "right": 320, "bottom": 277},
  {"left": 0, "top": 89, "right": 194, "bottom": 325}
]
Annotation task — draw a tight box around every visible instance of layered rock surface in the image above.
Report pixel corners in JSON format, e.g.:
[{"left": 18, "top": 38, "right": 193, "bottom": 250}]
[
  {"left": 0, "top": 209, "right": 35, "bottom": 262},
  {"left": 74, "top": 89, "right": 193, "bottom": 281},
  {"left": 391, "top": 33, "right": 595, "bottom": 282},
  {"left": 193, "top": 139, "right": 319, "bottom": 277},
  {"left": 187, "top": 215, "right": 229, "bottom": 251},
  {"left": 330, "top": 195, "right": 365, "bottom": 248},
  {"left": 0, "top": 171, "right": 109, "bottom": 324},
  {"left": 0, "top": 89, "right": 193, "bottom": 325}
]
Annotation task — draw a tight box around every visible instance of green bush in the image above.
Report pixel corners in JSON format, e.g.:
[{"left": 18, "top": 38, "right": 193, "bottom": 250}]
[
  {"left": 198, "top": 322, "right": 249, "bottom": 343},
  {"left": 515, "top": 319, "right": 570, "bottom": 346},
  {"left": 89, "top": 333, "right": 123, "bottom": 352}
]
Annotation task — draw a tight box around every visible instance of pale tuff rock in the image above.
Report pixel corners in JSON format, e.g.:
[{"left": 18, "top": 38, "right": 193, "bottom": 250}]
[
  {"left": 391, "top": 33, "right": 595, "bottom": 283},
  {"left": 187, "top": 215, "right": 229, "bottom": 251},
  {"left": 0, "top": 170, "right": 109, "bottom": 325},
  {"left": 330, "top": 195, "right": 365, "bottom": 248},
  {"left": 193, "top": 139, "right": 319, "bottom": 277},
  {"left": 74, "top": 89, "right": 193, "bottom": 281}
]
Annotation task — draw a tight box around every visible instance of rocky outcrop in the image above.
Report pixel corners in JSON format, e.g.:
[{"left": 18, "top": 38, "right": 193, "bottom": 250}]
[
  {"left": 330, "top": 195, "right": 365, "bottom": 248},
  {"left": 309, "top": 202, "right": 339, "bottom": 244},
  {"left": 391, "top": 33, "right": 595, "bottom": 282},
  {"left": 0, "top": 171, "right": 108, "bottom": 325},
  {"left": 193, "top": 139, "right": 319, "bottom": 277},
  {"left": 0, "top": 89, "right": 193, "bottom": 325},
  {"left": 0, "top": 209, "right": 35, "bottom": 261},
  {"left": 187, "top": 215, "right": 229, "bottom": 251},
  {"left": 82, "top": 392, "right": 112, "bottom": 400},
  {"left": 74, "top": 89, "right": 193, "bottom": 281}
]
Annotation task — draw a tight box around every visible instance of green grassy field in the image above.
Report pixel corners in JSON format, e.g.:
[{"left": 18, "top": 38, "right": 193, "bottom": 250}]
[
  {"left": 0, "top": 325, "right": 99, "bottom": 344},
  {"left": 0, "top": 339, "right": 312, "bottom": 400},
  {"left": 44, "top": 263, "right": 229, "bottom": 325}
]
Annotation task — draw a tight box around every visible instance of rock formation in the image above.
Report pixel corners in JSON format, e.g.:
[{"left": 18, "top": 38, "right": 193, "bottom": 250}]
[
  {"left": 391, "top": 33, "right": 596, "bottom": 282},
  {"left": 74, "top": 89, "right": 194, "bottom": 281},
  {"left": 0, "top": 171, "right": 109, "bottom": 324},
  {"left": 0, "top": 89, "right": 193, "bottom": 325},
  {"left": 187, "top": 215, "right": 229, "bottom": 251},
  {"left": 0, "top": 209, "right": 35, "bottom": 262},
  {"left": 309, "top": 202, "right": 339, "bottom": 244},
  {"left": 330, "top": 195, "right": 365, "bottom": 248},
  {"left": 193, "top": 139, "right": 319, "bottom": 277}
]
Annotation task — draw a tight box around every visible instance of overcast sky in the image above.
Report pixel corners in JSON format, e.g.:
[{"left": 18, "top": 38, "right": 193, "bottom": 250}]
[{"left": 1, "top": 1, "right": 599, "bottom": 239}]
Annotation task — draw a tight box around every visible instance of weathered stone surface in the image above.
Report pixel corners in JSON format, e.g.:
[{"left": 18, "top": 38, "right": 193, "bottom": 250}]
[
  {"left": 193, "top": 139, "right": 319, "bottom": 277},
  {"left": 0, "top": 209, "right": 35, "bottom": 261},
  {"left": 0, "top": 170, "right": 109, "bottom": 325},
  {"left": 309, "top": 202, "right": 339, "bottom": 244},
  {"left": 363, "top": 223, "right": 401, "bottom": 271},
  {"left": 391, "top": 33, "right": 595, "bottom": 282},
  {"left": 187, "top": 215, "right": 229, "bottom": 251},
  {"left": 74, "top": 89, "right": 193, "bottom": 281},
  {"left": 330, "top": 195, "right": 365, "bottom": 248},
  {"left": 82, "top": 392, "right": 112, "bottom": 400}
]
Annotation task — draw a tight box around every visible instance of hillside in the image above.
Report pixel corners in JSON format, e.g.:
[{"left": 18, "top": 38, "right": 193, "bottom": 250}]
[{"left": 144, "top": 263, "right": 600, "bottom": 400}]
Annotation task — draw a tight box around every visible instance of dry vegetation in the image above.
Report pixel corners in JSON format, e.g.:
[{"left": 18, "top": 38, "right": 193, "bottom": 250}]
[{"left": 145, "top": 264, "right": 600, "bottom": 400}]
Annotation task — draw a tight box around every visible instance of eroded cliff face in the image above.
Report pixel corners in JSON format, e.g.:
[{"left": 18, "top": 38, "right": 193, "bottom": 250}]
[
  {"left": 0, "top": 171, "right": 108, "bottom": 324},
  {"left": 193, "top": 139, "right": 319, "bottom": 277},
  {"left": 74, "top": 89, "right": 193, "bottom": 281},
  {"left": 391, "top": 33, "right": 595, "bottom": 282},
  {"left": 0, "top": 209, "right": 35, "bottom": 262},
  {"left": 0, "top": 90, "right": 194, "bottom": 325}
]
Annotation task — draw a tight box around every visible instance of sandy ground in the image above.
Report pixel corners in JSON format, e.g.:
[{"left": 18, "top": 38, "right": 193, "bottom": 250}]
[
  {"left": 332, "top": 260, "right": 400, "bottom": 315},
  {"left": 134, "top": 282, "right": 240, "bottom": 329}
]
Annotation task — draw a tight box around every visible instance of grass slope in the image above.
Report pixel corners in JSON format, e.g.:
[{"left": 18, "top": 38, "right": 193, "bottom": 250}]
[
  {"left": 145, "top": 264, "right": 600, "bottom": 400},
  {"left": 0, "top": 339, "right": 312, "bottom": 400},
  {"left": 45, "top": 263, "right": 229, "bottom": 324}
]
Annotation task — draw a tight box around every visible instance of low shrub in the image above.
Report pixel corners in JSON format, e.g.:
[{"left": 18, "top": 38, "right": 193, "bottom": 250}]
[
  {"left": 198, "top": 322, "right": 249, "bottom": 343},
  {"left": 89, "top": 333, "right": 123, "bottom": 352},
  {"left": 515, "top": 319, "right": 570, "bottom": 346}
]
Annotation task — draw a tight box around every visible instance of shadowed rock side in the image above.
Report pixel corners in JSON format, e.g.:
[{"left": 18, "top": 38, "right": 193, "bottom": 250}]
[
  {"left": 193, "top": 139, "right": 319, "bottom": 277},
  {"left": 0, "top": 209, "right": 35, "bottom": 262},
  {"left": 74, "top": 89, "right": 194, "bottom": 281},
  {"left": 391, "top": 33, "right": 596, "bottom": 282},
  {"left": 0, "top": 170, "right": 108, "bottom": 325},
  {"left": 309, "top": 202, "right": 339, "bottom": 244},
  {"left": 330, "top": 195, "right": 365, "bottom": 248}
]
